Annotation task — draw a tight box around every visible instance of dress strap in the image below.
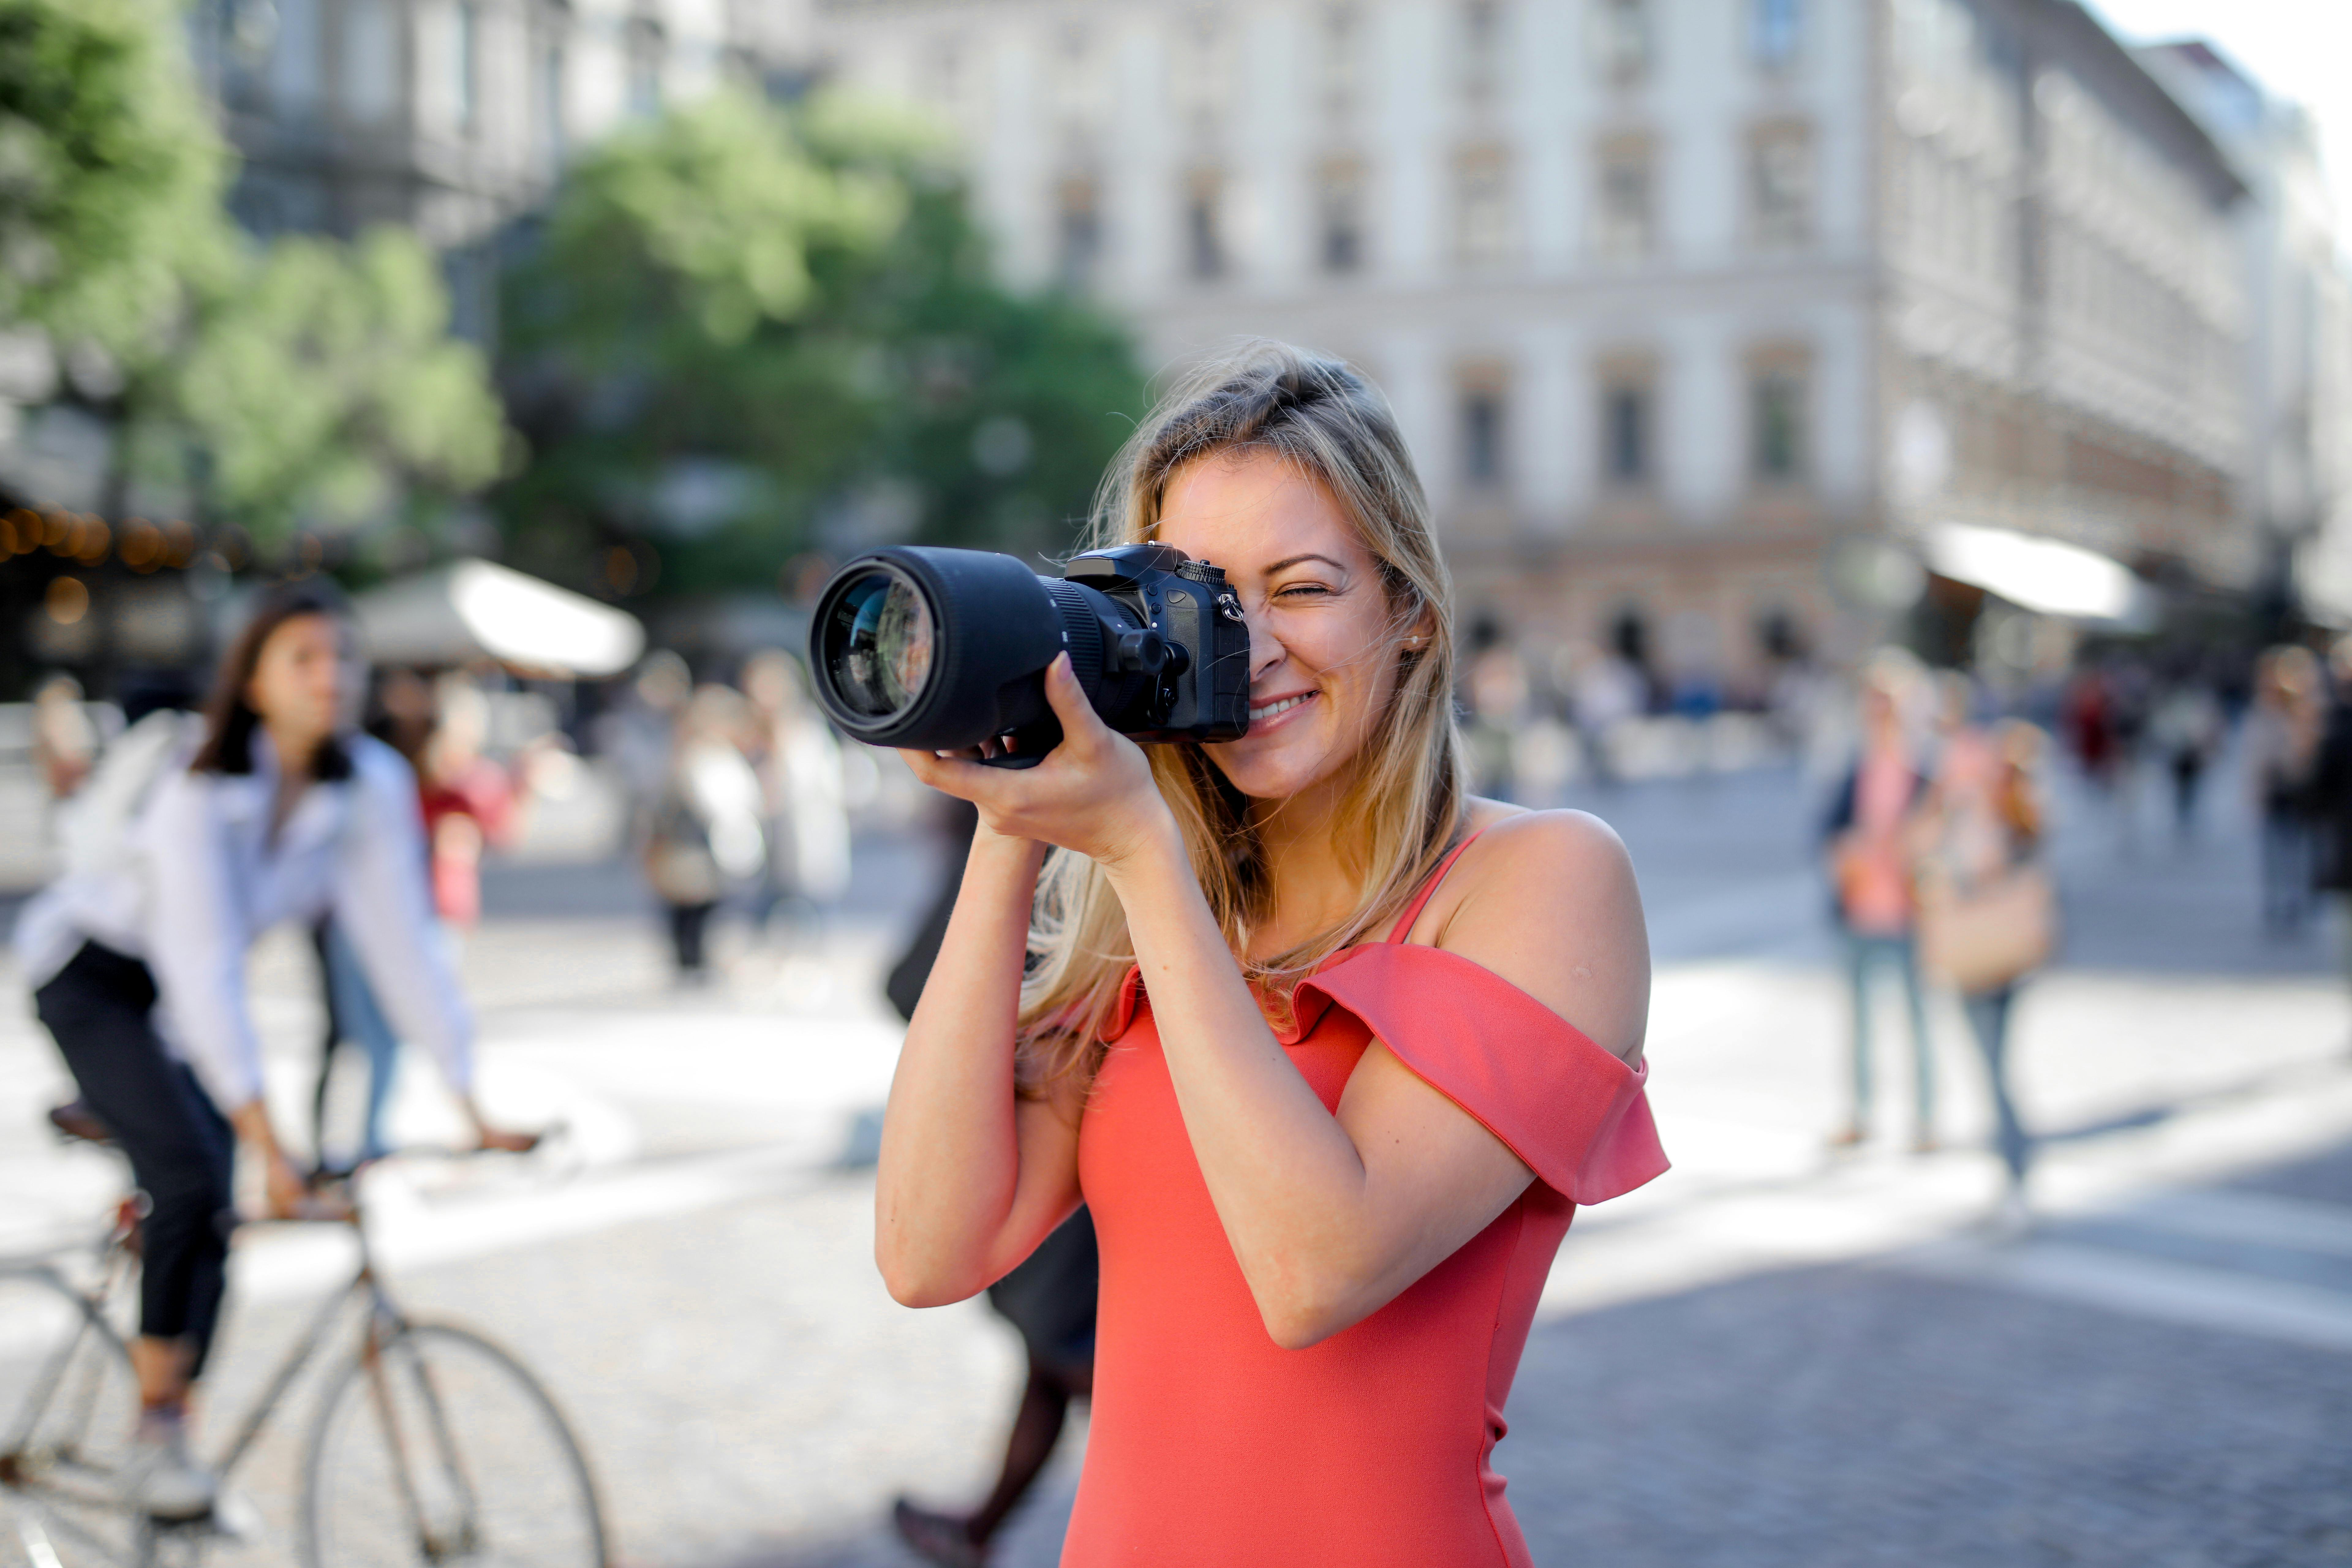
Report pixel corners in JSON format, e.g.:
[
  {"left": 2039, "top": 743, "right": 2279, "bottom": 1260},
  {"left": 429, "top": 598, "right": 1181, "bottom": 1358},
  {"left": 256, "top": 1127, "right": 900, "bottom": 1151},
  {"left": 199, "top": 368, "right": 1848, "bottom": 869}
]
[{"left": 1382, "top": 827, "right": 1490, "bottom": 945}]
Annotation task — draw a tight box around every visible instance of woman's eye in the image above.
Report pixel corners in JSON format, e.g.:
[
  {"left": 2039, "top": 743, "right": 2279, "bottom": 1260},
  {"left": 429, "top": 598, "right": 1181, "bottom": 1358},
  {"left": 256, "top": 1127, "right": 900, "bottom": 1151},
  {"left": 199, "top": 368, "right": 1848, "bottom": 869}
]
[{"left": 1275, "top": 583, "right": 1332, "bottom": 600}]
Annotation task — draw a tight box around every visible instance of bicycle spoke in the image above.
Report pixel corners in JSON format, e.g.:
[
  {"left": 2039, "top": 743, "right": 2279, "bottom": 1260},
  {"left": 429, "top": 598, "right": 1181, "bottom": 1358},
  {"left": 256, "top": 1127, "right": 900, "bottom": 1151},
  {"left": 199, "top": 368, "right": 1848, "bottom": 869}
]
[
  {"left": 303, "top": 1325, "right": 605, "bottom": 1568},
  {"left": 1, "top": 1269, "right": 141, "bottom": 1566}
]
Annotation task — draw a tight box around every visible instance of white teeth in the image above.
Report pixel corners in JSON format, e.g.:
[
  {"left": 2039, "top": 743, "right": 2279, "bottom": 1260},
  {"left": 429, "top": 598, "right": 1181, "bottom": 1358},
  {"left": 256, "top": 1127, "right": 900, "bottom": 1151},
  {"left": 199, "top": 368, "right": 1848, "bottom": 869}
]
[{"left": 1250, "top": 693, "right": 1313, "bottom": 722}]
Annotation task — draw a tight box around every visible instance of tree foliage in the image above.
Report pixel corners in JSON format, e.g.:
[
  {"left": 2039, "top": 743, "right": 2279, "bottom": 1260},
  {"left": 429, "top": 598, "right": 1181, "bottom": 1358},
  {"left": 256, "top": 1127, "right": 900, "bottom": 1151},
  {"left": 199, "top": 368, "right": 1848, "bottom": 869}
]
[
  {"left": 0, "top": 0, "right": 232, "bottom": 361},
  {"left": 498, "top": 86, "right": 1148, "bottom": 598},
  {"left": 176, "top": 229, "right": 506, "bottom": 538},
  {"left": 0, "top": 0, "right": 508, "bottom": 554}
]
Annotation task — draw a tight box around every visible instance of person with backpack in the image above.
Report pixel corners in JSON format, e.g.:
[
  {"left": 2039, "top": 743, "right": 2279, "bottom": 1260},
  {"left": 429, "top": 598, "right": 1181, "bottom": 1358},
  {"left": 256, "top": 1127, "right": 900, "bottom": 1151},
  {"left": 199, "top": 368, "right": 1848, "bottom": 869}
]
[{"left": 11, "top": 580, "right": 530, "bottom": 1522}]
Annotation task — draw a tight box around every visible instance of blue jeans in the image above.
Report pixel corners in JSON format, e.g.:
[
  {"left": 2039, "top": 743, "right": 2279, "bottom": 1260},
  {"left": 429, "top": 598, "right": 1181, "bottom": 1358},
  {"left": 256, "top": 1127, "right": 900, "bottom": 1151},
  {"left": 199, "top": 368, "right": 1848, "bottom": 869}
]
[
  {"left": 1845, "top": 932, "right": 1934, "bottom": 1139},
  {"left": 322, "top": 920, "right": 401, "bottom": 1163},
  {"left": 1961, "top": 986, "right": 2032, "bottom": 1188}
]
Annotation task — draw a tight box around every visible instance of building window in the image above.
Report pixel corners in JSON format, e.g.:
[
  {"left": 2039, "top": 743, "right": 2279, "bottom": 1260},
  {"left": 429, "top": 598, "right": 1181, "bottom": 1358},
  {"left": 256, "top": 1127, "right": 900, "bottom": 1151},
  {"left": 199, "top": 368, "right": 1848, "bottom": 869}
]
[
  {"left": 541, "top": 45, "right": 565, "bottom": 165},
  {"left": 1749, "top": 356, "right": 1808, "bottom": 482},
  {"left": 1055, "top": 175, "right": 1103, "bottom": 290},
  {"left": 1460, "top": 370, "right": 1509, "bottom": 490},
  {"left": 1454, "top": 146, "right": 1512, "bottom": 265},
  {"left": 1174, "top": 13, "right": 1234, "bottom": 140},
  {"left": 1598, "top": 359, "right": 1656, "bottom": 486},
  {"left": 1184, "top": 170, "right": 1227, "bottom": 280},
  {"left": 1595, "top": 136, "right": 1654, "bottom": 261},
  {"left": 453, "top": 2, "right": 480, "bottom": 135},
  {"left": 626, "top": 21, "right": 662, "bottom": 119},
  {"left": 1592, "top": 0, "right": 1650, "bottom": 85},
  {"left": 1459, "top": 0, "right": 1502, "bottom": 101},
  {"left": 1750, "top": 0, "right": 1800, "bottom": 68},
  {"left": 1051, "top": 25, "right": 1107, "bottom": 150},
  {"left": 339, "top": 0, "right": 395, "bottom": 123},
  {"left": 1749, "top": 123, "right": 1812, "bottom": 247},
  {"left": 1317, "top": 159, "right": 1367, "bottom": 274},
  {"left": 1320, "top": 4, "right": 1365, "bottom": 116}
]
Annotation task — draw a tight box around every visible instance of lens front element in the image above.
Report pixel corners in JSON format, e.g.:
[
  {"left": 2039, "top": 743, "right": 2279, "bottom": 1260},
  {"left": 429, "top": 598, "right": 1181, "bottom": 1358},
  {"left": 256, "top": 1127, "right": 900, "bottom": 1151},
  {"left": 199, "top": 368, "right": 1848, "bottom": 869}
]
[{"left": 826, "top": 567, "right": 935, "bottom": 718}]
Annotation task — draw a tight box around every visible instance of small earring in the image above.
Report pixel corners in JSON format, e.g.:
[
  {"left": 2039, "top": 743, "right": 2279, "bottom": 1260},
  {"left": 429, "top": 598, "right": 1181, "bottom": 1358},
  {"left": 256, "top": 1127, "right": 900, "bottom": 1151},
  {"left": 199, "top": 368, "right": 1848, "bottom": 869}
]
[{"left": 1404, "top": 635, "right": 1429, "bottom": 651}]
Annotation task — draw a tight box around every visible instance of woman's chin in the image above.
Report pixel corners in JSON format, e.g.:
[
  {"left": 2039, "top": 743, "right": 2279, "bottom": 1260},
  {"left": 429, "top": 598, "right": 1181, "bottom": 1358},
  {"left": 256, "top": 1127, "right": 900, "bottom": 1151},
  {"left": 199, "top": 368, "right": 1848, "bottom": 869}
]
[{"left": 1208, "top": 736, "right": 1339, "bottom": 805}]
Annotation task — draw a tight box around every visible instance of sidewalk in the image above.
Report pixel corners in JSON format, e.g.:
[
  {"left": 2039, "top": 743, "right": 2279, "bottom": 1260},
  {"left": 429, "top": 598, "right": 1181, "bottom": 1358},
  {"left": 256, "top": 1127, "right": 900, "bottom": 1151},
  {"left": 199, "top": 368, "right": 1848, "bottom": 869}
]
[{"left": 4, "top": 758, "right": 2350, "bottom": 1566}]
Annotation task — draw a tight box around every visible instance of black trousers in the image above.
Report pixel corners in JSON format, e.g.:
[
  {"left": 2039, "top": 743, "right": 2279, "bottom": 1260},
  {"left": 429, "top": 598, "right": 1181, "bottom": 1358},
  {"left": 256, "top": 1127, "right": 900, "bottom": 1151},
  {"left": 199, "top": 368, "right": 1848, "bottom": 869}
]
[
  {"left": 36, "top": 942, "right": 236, "bottom": 1376},
  {"left": 667, "top": 901, "right": 716, "bottom": 972}
]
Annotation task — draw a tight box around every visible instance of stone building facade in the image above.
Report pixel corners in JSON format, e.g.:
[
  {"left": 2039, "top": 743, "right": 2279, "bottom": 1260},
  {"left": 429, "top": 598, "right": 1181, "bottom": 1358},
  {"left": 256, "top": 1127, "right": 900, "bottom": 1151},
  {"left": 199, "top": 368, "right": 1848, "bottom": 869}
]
[
  {"left": 185, "top": 0, "right": 805, "bottom": 337},
  {"left": 815, "top": 0, "right": 2253, "bottom": 691},
  {"left": 2139, "top": 40, "right": 2352, "bottom": 624}
]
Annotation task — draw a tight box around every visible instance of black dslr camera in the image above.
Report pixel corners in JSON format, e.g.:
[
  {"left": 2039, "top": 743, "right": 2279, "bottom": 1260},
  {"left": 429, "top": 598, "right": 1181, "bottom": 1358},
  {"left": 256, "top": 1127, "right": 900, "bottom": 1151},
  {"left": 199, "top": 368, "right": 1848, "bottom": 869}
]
[{"left": 808, "top": 543, "right": 1253, "bottom": 766}]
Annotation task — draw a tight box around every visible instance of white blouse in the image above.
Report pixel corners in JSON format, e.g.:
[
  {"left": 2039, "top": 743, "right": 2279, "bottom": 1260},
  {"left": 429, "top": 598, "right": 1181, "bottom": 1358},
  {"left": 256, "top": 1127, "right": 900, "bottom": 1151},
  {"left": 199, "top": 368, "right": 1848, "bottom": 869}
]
[{"left": 14, "top": 729, "right": 474, "bottom": 1113}]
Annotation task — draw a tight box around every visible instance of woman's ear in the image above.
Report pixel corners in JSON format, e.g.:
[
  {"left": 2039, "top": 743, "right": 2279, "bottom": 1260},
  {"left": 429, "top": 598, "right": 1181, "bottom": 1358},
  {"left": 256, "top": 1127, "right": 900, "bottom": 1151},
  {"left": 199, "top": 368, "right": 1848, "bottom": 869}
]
[{"left": 1400, "top": 607, "right": 1436, "bottom": 653}]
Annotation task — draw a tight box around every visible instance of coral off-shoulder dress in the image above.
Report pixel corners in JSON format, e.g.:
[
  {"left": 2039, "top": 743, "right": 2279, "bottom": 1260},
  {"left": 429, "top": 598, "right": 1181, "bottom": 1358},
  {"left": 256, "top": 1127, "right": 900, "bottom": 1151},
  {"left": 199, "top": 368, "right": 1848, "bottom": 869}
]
[{"left": 1058, "top": 832, "right": 1668, "bottom": 1566}]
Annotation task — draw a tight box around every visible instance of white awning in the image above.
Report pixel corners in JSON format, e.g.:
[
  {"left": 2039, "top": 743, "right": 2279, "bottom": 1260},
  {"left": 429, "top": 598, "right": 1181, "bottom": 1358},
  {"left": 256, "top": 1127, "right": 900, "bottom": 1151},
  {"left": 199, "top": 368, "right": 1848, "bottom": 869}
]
[
  {"left": 354, "top": 559, "right": 646, "bottom": 677},
  {"left": 1923, "top": 522, "right": 2156, "bottom": 628}
]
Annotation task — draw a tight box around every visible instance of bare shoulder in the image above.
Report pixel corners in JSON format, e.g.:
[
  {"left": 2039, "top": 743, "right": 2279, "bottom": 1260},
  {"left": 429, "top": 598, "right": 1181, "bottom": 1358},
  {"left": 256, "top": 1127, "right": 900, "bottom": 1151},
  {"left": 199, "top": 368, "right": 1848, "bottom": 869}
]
[
  {"left": 1415, "top": 805, "right": 1649, "bottom": 1063},
  {"left": 1443, "top": 805, "right": 1640, "bottom": 916}
]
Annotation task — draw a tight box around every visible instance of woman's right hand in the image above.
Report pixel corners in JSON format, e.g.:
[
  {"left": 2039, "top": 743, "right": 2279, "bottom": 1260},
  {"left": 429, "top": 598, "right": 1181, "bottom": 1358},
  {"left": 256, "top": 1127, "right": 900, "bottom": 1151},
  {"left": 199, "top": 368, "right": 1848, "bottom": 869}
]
[{"left": 263, "top": 1152, "right": 312, "bottom": 1220}]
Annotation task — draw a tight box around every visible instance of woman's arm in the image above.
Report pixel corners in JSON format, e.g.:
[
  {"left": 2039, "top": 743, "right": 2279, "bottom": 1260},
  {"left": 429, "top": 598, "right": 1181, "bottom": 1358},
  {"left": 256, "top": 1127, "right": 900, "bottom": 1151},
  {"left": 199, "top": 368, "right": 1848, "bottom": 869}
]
[
  {"left": 139, "top": 774, "right": 311, "bottom": 1214},
  {"left": 908, "top": 660, "right": 1648, "bottom": 1349},
  {"left": 1111, "top": 809, "right": 1645, "bottom": 1349},
  {"left": 873, "top": 826, "right": 1086, "bottom": 1307}
]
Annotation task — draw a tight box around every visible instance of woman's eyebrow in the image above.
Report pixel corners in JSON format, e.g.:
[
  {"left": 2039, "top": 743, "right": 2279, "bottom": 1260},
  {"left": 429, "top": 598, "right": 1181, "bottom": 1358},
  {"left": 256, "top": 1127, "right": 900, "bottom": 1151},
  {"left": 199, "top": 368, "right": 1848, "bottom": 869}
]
[{"left": 1261, "top": 552, "right": 1350, "bottom": 577}]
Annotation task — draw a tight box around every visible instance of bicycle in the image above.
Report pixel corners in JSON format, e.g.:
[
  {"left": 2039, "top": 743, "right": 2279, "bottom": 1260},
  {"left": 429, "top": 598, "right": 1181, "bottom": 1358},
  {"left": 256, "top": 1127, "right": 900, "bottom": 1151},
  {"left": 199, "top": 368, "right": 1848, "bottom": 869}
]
[{"left": 0, "top": 1128, "right": 609, "bottom": 1568}]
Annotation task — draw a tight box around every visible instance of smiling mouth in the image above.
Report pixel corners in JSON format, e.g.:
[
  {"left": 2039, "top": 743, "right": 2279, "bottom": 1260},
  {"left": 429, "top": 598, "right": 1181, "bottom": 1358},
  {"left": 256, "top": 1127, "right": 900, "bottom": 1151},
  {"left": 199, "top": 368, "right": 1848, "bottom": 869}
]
[{"left": 1249, "top": 691, "right": 1317, "bottom": 724}]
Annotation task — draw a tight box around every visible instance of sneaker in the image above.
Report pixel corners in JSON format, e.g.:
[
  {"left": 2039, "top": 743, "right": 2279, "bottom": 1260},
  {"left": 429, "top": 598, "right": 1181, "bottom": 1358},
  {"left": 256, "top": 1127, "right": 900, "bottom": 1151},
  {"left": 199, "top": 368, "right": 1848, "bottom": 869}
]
[
  {"left": 891, "top": 1498, "right": 986, "bottom": 1568},
  {"left": 125, "top": 1423, "right": 216, "bottom": 1521}
]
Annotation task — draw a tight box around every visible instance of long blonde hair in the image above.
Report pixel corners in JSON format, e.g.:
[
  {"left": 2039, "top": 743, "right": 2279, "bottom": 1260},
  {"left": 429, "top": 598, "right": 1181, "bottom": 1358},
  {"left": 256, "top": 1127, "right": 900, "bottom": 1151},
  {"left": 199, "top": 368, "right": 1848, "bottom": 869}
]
[{"left": 1016, "top": 340, "right": 1468, "bottom": 1090}]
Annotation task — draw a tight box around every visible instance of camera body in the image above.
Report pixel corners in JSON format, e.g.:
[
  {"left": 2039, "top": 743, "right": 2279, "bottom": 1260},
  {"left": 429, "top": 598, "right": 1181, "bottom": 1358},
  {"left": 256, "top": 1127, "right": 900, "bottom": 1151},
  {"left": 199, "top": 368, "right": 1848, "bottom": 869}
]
[
  {"left": 807, "top": 542, "right": 1253, "bottom": 765},
  {"left": 1057, "top": 543, "right": 1252, "bottom": 744}
]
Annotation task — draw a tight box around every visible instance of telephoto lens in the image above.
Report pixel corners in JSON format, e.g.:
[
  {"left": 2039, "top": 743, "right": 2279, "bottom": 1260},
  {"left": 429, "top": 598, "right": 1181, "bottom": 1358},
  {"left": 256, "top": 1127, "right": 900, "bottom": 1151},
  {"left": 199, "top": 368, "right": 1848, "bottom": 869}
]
[{"left": 808, "top": 544, "right": 1253, "bottom": 767}]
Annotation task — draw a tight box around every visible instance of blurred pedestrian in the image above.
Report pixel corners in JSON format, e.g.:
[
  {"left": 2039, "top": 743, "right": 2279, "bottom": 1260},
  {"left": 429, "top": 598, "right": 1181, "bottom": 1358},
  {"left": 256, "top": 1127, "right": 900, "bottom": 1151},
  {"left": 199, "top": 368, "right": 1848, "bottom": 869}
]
[
  {"left": 742, "top": 650, "right": 850, "bottom": 941},
  {"left": 1563, "top": 640, "right": 1644, "bottom": 788},
  {"left": 1919, "top": 704, "right": 2056, "bottom": 1231},
  {"left": 2149, "top": 676, "right": 2223, "bottom": 844},
  {"left": 32, "top": 673, "right": 100, "bottom": 802},
  {"left": 886, "top": 800, "right": 1098, "bottom": 1565},
  {"left": 10, "top": 579, "right": 529, "bottom": 1521},
  {"left": 644, "top": 684, "right": 767, "bottom": 982},
  {"left": 2248, "top": 646, "right": 2324, "bottom": 933},
  {"left": 2307, "top": 637, "right": 2352, "bottom": 1012},
  {"left": 1463, "top": 632, "right": 1528, "bottom": 801},
  {"left": 311, "top": 672, "right": 545, "bottom": 1166},
  {"left": 595, "top": 649, "right": 692, "bottom": 843},
  {"left": 1822, "top": 660, "right": 1936, "bottom": 1152}
]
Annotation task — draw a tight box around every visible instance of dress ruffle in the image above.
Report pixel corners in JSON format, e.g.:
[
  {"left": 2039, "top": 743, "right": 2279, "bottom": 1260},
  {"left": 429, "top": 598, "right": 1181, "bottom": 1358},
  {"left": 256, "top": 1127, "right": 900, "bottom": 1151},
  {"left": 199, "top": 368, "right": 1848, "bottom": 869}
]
[
  {"left": 1102, "top": 944, "right": 1666, "bottom": 1206},
  {"left": 1294, "top": 944, "right": 1667, "bottom": 1205}
]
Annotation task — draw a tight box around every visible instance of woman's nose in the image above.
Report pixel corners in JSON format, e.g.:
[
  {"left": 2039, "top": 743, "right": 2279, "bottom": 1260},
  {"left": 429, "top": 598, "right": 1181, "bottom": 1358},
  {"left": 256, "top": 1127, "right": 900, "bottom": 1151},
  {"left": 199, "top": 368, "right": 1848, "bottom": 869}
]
[{"left": 1242, "top": 604, "right": 1282, "bottom": 681}]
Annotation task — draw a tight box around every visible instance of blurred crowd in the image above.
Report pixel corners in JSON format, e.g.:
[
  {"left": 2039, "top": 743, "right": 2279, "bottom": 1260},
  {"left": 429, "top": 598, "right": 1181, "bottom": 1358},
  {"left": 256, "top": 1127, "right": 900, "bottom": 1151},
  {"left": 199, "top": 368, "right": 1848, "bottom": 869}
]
[{"left": 589, "top": 648, "right": 857, "bottom": 983}]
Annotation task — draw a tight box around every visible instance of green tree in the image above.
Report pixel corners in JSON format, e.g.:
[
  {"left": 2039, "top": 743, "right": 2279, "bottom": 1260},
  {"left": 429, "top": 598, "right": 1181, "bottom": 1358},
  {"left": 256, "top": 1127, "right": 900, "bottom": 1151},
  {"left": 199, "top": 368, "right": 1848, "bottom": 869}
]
[
  {"left": 498, "top": 85, "right": 1147, "bottom": 598},
  {"left": 176, "top": 228, "right": 507, "bottom": 541},
  {"left": 0, "top": 0, "right": 508, "bottom": 558},
  {"left": 0, "top": 0, "right": 233, "bottom": 360}
]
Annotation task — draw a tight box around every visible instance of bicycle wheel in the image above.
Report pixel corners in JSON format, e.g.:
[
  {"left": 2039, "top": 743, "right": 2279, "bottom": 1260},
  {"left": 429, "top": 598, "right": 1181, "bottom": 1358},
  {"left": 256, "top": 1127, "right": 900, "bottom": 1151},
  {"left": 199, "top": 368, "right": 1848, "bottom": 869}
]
[
  {"left": 0, "top": 1267, "right": 140, "bottom": 1565},
  {"left": 302, "top": 1323, "right": 606, "bottom": 1568}
]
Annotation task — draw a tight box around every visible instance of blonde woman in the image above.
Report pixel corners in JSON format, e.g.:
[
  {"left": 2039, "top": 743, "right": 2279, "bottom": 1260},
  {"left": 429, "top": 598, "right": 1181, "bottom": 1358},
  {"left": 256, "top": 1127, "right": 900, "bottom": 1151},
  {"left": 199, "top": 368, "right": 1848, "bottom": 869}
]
[{"left": 876, "top": 343, "right": 1665, "bottom": 1566}]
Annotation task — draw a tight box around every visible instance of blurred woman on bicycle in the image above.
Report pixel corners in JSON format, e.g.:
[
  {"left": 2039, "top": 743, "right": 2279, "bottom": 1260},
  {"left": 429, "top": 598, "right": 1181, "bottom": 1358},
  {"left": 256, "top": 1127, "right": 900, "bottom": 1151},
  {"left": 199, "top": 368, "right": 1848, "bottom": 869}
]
[{"left": 12, "top": 579, "right": 528, "bottom": 1522}]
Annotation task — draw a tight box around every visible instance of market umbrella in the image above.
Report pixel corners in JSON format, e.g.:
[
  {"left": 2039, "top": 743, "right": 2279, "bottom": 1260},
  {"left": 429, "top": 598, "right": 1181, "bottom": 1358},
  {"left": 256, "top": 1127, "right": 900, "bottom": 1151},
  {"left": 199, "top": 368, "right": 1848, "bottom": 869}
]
[{"left": 353, "top": 558, "right": 645, "bottom": 677}]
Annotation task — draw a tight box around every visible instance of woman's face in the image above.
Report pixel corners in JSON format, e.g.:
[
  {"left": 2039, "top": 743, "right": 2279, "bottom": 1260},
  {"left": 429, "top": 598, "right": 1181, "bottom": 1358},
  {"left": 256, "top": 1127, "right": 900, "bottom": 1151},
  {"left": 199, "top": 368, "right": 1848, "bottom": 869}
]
[
  {"left": 1153, "top": 451, "right": 1422, "bottom": 805},
  {"left": 246, "top": 612, "right": 356, "bottom": 758}
]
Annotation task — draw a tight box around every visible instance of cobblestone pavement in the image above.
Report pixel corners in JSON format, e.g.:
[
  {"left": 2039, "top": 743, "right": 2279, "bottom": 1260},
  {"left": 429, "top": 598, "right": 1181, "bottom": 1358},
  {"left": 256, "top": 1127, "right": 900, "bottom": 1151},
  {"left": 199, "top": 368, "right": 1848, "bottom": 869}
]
[{"left": 6, "top": 756, "right": 2352, "bottom": 1566}]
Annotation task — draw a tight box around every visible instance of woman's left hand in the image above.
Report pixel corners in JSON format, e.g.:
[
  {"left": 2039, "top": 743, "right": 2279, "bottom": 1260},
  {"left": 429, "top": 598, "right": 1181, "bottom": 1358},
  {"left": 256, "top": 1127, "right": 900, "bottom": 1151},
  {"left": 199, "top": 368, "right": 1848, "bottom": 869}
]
[{"left": 900, "top": 654, "right": 1173, "bottom": 866}]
